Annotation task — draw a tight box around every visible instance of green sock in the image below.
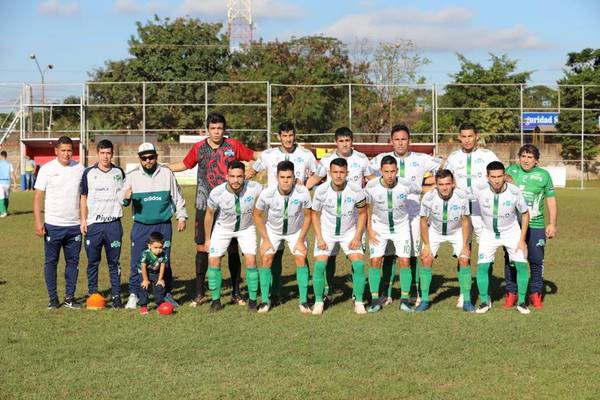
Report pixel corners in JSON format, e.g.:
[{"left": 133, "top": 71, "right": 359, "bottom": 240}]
[
  {"left": 399, "top": 267, "right": 412, "bottom": 299},
  {"left": 476, "top": 263, "right": 491, "bottom": 304},
  {"left": 382, "top": 257, "right": 396, "bottom": 297},
  {"left": 313, "top": 261, "right": 327, "bottom": 303},
  {"left": 0, "top": 199, "right": 6, "bottom": 214},
  {"left": 458, "top": 266, "right": 472, "bottom": 302},
  {"left": 514, "top": 261, "right": 530, "bottom": 304},
  {"left": 258, "top": 267, "right": 272, "bottom": 304},
  {"left": 207, "top": 267, "right": 222, "bottom": 300},
  {"left": 351, "top": 260, "right": 366, "bottom": 303},
  {"left": 368, "top": 267, "right": 381, "bottom": 300},
  {"left": 246, "top": 267, "right": 259, "bottom": 301},
  {"left": 419, "top": 267, "right": 432, "bottom": 302},
  {"left": 296, "top": 266, "right": 309, "bottom": 304},
  {"left": 271, "top": 251, "right": 283, "bottom": 298},
  {"left": 325, "top": 256, "right": 336, "bottom": 296}
]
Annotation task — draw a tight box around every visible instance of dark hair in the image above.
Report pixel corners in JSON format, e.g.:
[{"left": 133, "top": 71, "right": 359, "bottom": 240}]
[
  {"left": 435, "top": 169, "right": 454, "bottom": 181},
  {"left": 56, "top": 136, "right": 74, "bottom": 147},
  {"left": 391, "top": 123, "right": 410, "bottom": 138},
  {"left": 277, "top": 160, "right": 295, "bottom": 174},
  {"left": 518, "top": 144, "right": 540, "bottom": 160},
  {"left": 147, "top": 231, "right": 164, "bottom": 245},
  {"left": 459, "top": 122, "right": 478, "bottom": 133},
  {"left": 0, "top": 151, "right": 6, "bottom": 158},
  {"left": 96, "top": 139, "right": 113, "bottom": 151},
  {"left": 334, "top": 127, "right": 353, "bottom": 140},
  {"left": 207, "top": 112, "right": 226, "bottom": 128},
  {"left": 486, "top": 161, "right": 505, "bottom": 174},
  {"left": 279, "top": 122, "right": 295, "bottom": 134},
  {"left": 380, "top": 155, "right": 397, "bottom": 168},
  {"left": 330, "top": 157, "right": 348, "bottom": 169},
  {"left": 227, "top": 160, "right": 245, "bottom": 172}
]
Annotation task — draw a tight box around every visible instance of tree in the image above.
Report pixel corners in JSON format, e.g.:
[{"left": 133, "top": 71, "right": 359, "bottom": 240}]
[
  {"left": 555, "top": 49, "right": 600, "bottom": 175},
  {"left": 438, "top": 54, "right": 531, "bottom": 142}
]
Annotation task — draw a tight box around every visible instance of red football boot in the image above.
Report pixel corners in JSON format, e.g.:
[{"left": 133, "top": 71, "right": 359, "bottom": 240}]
[
  {"left": 503, "top": 292, "right": 518, "bottom": 308},
  {"left": 529, "top": 292, "right": 543, "bottom": 309}
]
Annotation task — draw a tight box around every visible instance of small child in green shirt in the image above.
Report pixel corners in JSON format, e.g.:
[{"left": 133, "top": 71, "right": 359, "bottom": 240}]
[{"left": 138, "top": 232, "right": 167, "bottom": 315}]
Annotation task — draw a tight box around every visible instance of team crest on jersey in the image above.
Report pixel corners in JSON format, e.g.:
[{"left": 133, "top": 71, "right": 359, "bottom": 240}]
[
  {"left": 113, "top": 175, "right": 122, "bottom": 182},
  {"left": 397, "top": 193, "right": 406, "bottom": 200},
  {"left": 351, "top": 162, "right": 360, "bottom": 168},
  {"left": 411, "top": 161, "right": 419, "bottom": 167},
  {"left": 451, "top": 204, "right": 460, "bottom": 211},
  {"left": 292, "top": 199, "right": 300, "bottom": 205},
  {"left": 504, "top": 200, "right": 512, "bottom": 207},
  {"left": 345, "top": 196, "right": 354, "bottom": 203},
  {"left": 224, "top": 149, "right": 235, "bottom": 157},
  {"left": 476, "top": 158, "right": 485, "bottom": 164},
  {"left": 244, "top": 195, "right": 254, "bottom": 203},
  {"left": 295, "top": 157, "right": 303, "bottom": 163}
]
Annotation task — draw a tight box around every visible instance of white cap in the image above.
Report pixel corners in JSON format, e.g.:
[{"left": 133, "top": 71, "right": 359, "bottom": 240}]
[{"left": 138, "top": 142, "right": 157, "bottom": 154}]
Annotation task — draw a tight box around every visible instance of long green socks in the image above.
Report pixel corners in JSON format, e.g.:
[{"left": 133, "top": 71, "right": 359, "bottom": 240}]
[
  {"left": 246, "top": 267, "right": 259, "bottom": 301},
  {"left": 0, "top": 199, "right": 7, "bottom": 214},
  {"left": 208, "top": 267, "right": 222, "bottom": 300},
  {"left": 296, "top": 266, "right": 309, "bottom": 304},
  {"left": 458, "top": 266, "right": 472, "bottom": 302},
  {"left": 476, "top": 263, "right": 492, "bottom": 304},
  {"left": 258, "top": 268, "right": 272, "bottom": 304},
  {"left": 419, "top": 266, "right": 432, "bottom": 302},
  {"left": 352, "top": 260, "right": 365, "bottom": 303},
  {"left": 313, "top": 261, "right": 327, "bottom": 303},
  {"left": 399, "top": 266, "right": 412, "bottom": 299},
  {"left": 514, "top": 261, "right": 530, "bottom": 304},
  {"left": 368, "top": 267, "right": 381, "bottom": 301}
]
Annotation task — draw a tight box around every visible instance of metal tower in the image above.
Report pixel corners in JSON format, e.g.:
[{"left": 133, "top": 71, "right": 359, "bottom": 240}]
[{"left": 227, "top": 0, "right": 253, "bottom": 50}]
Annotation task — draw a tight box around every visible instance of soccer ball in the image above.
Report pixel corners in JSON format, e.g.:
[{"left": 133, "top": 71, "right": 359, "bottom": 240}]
[
  {"left": 86, "top": 293, "right": 106, "bottom": 310},
  {"left": 157, "top": 302, "right": 174, "bottom": 315}
]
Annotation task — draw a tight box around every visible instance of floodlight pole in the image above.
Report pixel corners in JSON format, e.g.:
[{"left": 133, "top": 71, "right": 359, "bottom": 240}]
[{"left": 29, "top": 54, "right": 53, "bottom": 136}]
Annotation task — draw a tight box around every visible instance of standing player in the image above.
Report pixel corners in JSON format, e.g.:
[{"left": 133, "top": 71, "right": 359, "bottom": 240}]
[
  {"left": 0, "top": 150, "right": 18, "bottom": 217},
  {"left": 203, "top": 161, "right": 263, "bottom": 312},
  {"left": 504, "top": 144, "right": 557, "bottom": 309},
  {"left": 80, "top": 140, "right": 125, "bottom": 308},
  {"left": 33, "top": 136, "right": 85, "bottom": 309},
  {"left": 311, "top": 158, "right": 368, "bottom": 315},
  {"left": 306, "top": 127, "right": 375, "bottom": 304},
  {"left": 419, "top": 169, "right": 474, "bottom": 312},
  {"left": 247, "top": 122, "right": 316, "bottom": 303},
  {"left": 370, "top": 124, "right": 441, "bottom": 306},
  {"left": 122, "top": 143, "right": 187, "bottom": 309},
  {"left": 473, "top": 161, "right": 530, "bottom": 315},
  {"left": 169, "top": 113, "right": 259, "bottom": 307},
  {"left": 365, "top": 156, "right": 418, "bottom": 313},
  {"left": 445, "top": 122, "right": 499, "bottom": 307},
  {"left": 253, "top": 161, "right": 312, "bottom": 313}
]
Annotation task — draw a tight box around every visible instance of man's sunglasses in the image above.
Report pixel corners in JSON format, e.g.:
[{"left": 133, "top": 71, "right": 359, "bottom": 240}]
[{"left": 139, "top": 154, "right": 157, "bottom": 161}]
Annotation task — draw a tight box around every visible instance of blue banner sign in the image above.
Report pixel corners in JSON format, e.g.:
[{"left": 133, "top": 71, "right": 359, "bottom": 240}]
[{"left": 522, "top": 112, "right": 559, "bottom": 130}]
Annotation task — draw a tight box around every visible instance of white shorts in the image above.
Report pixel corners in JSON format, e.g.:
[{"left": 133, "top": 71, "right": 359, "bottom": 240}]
[
  {"left": 428, "top": 229, "right": 464, "bottom": 257},
  {"left": 314, "top": 228, "right": 363, "bottom": 258},
  {"left": 477, "top": 225, "right": 526, "bottom": 264},
  {"left": 0, "top": 185, "right": 9, "bottom": 200},
  {"left": 369, "top": 223, "right": 411, "bottom": 258},
  {"left": 209, "top": 225, "right": 256, "bottom": 258},
  {"left": 263, "top": 226, "right": 307, "bottom": 257},
  {"left": 383, "top": 213, "right": 421, "bottom": 257}
]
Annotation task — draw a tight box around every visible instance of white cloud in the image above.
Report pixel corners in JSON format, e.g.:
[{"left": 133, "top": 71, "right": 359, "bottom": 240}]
[
  {"left": 114, "top": 0, "right": 167, "bottom": 14},
  {"left": 178, "top": 0, "right": 302, "bottom": 21},
  {"left": 320, "top": 7, "right": 548, "bottom": 51},
  {"left": 38, "top": 0, "right": 80, "bottom": 16}
]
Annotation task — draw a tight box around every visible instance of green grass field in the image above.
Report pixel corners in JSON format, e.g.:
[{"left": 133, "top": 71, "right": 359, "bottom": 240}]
[{"left": 1, "top": 187, "right": 599, "bottom": 399}]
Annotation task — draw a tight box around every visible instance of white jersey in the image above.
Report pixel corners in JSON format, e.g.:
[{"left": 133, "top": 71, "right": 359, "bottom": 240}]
[
  {"left": 255, "top": 184, "right": 311, "bottom": 235},
  {"left": 365, "top": 178, "right": 412, "bottom": 234},
  {"left": 312, "top": 182, "right": 366, "bottom": 236},
  {"left": 370, "top": 151, "right": 441, "bottom": 217},
  {"left": 316, "top": 149, "right": 373, "bottom": 186},
  {"left": 252, "top": 146, "right": 317, "bottom": 187},
  {"left": 207, "top": 181, "right": 262, "bottom": 232},
  {"left": 473, "top": 182, "right": 528, "bottom": 239},
  {"left": 420, "top": 188, "right": 470, "bottom": 235},
  {"left": 446, "top": 148, "right": 499, "bottom": 201},
  {"left": 80, "top": 163, "right": 125, "bottom": 225}
]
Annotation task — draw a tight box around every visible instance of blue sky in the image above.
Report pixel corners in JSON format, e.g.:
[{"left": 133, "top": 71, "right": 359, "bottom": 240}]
[{"left": 0, "top": 0, "right": 598, "bottom": 85}]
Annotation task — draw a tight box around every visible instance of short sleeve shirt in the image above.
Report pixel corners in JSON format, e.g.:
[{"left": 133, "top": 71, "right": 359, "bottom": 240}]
[
  {"left": 0, "top": 160, "right": 14, "bottom": 185},
  {"left": 316, "top": 149, "right": 373, "bottom": 187},
  {"left": 365, "top": 178, "right": 411, "bottom": 234},
  {"left": 506, "top": 164, "right": 555, "bottom": 229},
  {"left": 139, "top": 249, "right": 167, "bottom": 273},
  {"left": 446, "top": 148, "right": 499, "bottom": 201},
  {"left": 420, "top": 188, "right": 470, "bottom": 235},
  {"left": 207, "top": 180, "right": 262, "bottom": 232},
  {"left": 312, "top": 182, "right": 366, "bottom": 236},
  {"left": 255, "top": 184, "right": 312, "bottom": 235},
  {"left": 182, "top": 137, "right": 254, "bottom": 210},
  {"left": 252, "top": 146, "right": 317, "bottom": 187},
  {"left": 80, "top": 164, "right": 125, "bottom": 225},
  {"left": 34, "top": 159, "right": 84, "bottom": 226},
  {"left": 473, "top": 183, "right": 529, "bottom": 238}
]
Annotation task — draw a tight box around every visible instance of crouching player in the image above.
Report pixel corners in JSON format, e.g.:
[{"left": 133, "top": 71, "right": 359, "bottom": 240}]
[
  {"left": 203, "top": 161, "right": 263, "bottom": 312},
  {"left": 311, "top": 158, "right": 367, "bottom": 315},
  {"left": 474, "top": 161, "right": 531, "bottom": 314},
  {"left": 419, "top": 169, "right": 473, "bottom": 312},
  {"left": 253, "top": 160, "right": 312, "bottom": 313},
  {"left": 138, "top": 232, "right": 167, "bottom": 315}
]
